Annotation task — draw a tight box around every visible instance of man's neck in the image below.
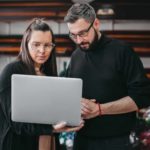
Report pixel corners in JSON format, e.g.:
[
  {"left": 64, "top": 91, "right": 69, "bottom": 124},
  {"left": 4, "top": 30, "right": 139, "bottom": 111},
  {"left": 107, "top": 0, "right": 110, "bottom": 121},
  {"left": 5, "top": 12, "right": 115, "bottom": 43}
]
[{"left": 98, "top": 32, "right": 101, "bottom": 40}]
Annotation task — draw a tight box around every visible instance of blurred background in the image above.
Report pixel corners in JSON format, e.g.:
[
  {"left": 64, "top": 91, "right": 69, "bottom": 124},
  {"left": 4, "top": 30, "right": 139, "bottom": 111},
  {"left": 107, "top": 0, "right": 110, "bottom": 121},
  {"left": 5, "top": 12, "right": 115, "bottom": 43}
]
[{"left": 0, "top": 0, "right": 150, "bottom": 76}]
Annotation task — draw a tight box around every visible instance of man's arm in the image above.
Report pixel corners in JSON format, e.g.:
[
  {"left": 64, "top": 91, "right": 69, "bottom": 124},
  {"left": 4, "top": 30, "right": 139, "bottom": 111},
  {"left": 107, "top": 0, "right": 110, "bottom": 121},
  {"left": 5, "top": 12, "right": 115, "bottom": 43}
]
[
  {"left": 81, "top": 96, "right": 138, "bottom": 119},
  {"left": 101, "top": 96, "right": 138, "bottom": 115}
]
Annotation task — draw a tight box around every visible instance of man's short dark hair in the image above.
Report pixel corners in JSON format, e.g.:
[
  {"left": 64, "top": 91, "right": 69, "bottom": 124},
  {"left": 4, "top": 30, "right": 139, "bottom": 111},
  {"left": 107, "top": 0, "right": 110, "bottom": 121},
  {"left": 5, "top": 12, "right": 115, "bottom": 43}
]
[{"left": 64, "top": 3, "right": 96, "bottom": 23}]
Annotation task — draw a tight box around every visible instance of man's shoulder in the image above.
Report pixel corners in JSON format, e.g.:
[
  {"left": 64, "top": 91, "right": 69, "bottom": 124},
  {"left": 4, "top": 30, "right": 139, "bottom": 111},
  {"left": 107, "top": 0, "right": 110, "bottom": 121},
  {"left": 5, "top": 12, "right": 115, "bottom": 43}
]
[
  {"left": 104, "top": 34, "right": 129, "bottom": 48},
  {"left": 103, "top": 34, "right": 133, "bottom": 53}
]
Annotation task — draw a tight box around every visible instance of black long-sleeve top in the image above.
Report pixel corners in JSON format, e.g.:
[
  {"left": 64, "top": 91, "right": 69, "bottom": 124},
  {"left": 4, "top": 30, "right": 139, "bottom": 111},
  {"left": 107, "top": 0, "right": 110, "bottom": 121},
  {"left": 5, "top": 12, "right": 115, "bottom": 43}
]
[
  {"left": 0, "top": 61, "right": 53, "bottom": 150},
  {"left": 67, "top": 34, "right": 150, "bottom": 138}
]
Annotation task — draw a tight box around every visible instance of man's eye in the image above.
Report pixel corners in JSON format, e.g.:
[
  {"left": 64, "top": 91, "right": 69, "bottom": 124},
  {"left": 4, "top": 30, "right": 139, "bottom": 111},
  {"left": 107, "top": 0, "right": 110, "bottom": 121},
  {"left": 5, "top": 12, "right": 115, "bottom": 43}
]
[
  {"left": 45, "top": 44, "right": 50, "bottom": 47},
  {"left": 79, "top": 31, "right": 87, "bottom": 36},
  {"left": 70, "top": 33, "right": 76, "bottom": 37}
]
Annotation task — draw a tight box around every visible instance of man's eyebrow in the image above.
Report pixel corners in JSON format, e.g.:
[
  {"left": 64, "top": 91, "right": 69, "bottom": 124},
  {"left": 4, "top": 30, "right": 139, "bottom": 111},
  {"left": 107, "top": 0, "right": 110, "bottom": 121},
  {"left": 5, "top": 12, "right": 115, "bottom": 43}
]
[
  {"left": 78, "top": 29, "right": 88, "bottom": 33},
  {"left": 70, "top": 29, "right": 88, "bottom": 35}
]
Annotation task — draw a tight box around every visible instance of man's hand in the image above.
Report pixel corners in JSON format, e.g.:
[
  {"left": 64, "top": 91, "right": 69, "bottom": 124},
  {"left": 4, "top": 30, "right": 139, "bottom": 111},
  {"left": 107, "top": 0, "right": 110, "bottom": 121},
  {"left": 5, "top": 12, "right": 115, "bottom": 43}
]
[
  {"left": 53, "top": 121, "right": 84, "bottom": 133},
  {"left": 81, "top": 98, "right": 99, "bottom": 119}
]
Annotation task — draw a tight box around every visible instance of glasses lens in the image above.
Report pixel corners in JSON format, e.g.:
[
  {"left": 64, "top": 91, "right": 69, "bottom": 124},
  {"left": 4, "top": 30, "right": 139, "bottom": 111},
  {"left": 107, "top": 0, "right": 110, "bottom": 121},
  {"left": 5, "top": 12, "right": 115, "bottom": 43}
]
[
  {"left": 69, "top": 21, "right": 94, "bottom": 40},
  {"left": 31, "top": 43, "right": 55, "bottom": 52}
]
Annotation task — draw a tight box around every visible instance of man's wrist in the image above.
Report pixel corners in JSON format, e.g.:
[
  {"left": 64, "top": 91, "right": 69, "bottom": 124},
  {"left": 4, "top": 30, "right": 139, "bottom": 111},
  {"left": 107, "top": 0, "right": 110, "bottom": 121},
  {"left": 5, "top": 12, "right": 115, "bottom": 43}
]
[
  {"left": 95, "top": 103, "right": 101, "bottom": 117},
  {"left": 97, "top": 103, "right": 102, "bottom": 116},
  {"left": 95, "top": 104, "right": 100, "bottom": 117}
]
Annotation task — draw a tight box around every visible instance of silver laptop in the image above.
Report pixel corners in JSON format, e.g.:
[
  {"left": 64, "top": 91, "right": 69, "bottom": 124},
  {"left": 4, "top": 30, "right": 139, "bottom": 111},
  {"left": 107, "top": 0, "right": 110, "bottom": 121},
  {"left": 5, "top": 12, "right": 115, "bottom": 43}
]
[{"left": 11, "top": 74, "right": 82, "bottom": 126}]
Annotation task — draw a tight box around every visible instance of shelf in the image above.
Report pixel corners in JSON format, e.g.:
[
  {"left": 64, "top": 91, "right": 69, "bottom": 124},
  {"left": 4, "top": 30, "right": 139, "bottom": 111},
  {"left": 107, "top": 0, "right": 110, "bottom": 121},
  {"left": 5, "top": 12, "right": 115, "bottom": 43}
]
[{"left": 1, "top": 31, "right": 150, "bottom": 56}]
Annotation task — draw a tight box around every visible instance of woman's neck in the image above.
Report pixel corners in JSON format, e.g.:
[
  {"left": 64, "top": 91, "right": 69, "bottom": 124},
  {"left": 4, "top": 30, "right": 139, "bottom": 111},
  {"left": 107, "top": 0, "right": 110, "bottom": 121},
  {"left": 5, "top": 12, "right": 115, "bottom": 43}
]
[
  {"left": 34, "top": 63, "right": 41, "bottom": 70},
  {"left": 34, "top": 64, "right": 44, "bottom": 75}
]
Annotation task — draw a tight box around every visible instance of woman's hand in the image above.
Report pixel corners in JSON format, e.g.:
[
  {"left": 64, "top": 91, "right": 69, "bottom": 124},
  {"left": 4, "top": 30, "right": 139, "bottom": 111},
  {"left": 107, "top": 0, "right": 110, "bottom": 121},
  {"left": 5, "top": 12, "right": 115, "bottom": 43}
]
[{"left": 52, "top": 121, "right": 84, "bottom": 133}]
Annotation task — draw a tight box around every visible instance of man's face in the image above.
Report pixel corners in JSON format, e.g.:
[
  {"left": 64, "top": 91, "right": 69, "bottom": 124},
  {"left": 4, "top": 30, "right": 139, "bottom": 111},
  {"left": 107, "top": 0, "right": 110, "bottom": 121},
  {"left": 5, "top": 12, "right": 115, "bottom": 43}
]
[{"left": 67, "top": 18, "right": 99, "bottom": 51}]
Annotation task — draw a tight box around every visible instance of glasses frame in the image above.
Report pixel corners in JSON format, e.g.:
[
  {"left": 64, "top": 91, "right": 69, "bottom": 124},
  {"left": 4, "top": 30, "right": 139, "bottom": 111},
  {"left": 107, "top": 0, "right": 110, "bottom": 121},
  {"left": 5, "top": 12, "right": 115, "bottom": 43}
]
[
  {"left": 29, "top": 42, "right": 55, "bottom": 52},
  {"left": 69, "top": 20, "right": 94, "bottom": 40}
]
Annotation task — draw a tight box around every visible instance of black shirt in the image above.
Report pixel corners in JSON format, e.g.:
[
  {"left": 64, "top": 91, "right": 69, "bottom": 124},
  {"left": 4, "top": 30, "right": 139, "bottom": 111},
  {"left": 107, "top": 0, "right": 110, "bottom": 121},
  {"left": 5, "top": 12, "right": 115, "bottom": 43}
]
[
  {"left": 67, "top": 34, "right": 150, "bottom": 138},
  {"left": 0, "top": 61, "right": 53, "bottom": 150}
]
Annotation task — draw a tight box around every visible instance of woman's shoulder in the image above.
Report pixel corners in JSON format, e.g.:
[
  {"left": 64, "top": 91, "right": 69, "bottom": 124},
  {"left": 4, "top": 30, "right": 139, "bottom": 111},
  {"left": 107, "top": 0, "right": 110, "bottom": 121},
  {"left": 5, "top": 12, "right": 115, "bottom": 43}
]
[
  {"left": 0, "top": 60, "right": 24, "bottom": 90},
  {"left": 1, "top": 60, "right": 23, "bottom": 75}
]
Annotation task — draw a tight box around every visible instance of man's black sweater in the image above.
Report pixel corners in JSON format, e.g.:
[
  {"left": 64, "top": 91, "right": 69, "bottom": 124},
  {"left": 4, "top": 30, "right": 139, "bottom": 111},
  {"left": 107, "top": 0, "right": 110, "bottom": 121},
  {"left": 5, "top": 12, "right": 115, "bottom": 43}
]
[{"left": 67, "top": 34, "right": 150, "bottom": 138}]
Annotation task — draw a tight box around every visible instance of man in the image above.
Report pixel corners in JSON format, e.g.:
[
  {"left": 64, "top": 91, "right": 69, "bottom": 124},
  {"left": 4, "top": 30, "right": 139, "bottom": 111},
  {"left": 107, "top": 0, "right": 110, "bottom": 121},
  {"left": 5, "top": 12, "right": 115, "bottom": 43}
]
[{"left": 64, "top": 3, "right": 150, "bottom": 150}]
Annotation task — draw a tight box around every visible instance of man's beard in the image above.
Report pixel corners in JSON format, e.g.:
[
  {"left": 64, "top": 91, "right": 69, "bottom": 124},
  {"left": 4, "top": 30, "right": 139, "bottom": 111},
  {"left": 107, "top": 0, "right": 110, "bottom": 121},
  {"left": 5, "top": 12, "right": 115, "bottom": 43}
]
[{"left": 77, "top": 29, "right": 99, "bottom": 52}]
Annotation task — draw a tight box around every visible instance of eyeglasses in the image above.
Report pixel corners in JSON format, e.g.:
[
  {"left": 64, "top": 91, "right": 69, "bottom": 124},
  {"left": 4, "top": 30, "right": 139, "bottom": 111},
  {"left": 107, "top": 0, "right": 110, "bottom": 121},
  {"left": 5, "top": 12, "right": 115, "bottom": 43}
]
[
  {"left": 69, "top": 20, "right": 94, "bottom": 40},
  {"left": 30, "top": 42, "right": 55, "bottom": 52}
]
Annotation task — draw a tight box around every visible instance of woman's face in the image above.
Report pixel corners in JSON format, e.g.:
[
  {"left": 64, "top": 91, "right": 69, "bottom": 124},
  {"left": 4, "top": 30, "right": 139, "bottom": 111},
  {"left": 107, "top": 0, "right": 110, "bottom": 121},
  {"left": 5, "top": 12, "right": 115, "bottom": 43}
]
[{"left": 28, "top": 30, "right": 54, "bottom": 67}]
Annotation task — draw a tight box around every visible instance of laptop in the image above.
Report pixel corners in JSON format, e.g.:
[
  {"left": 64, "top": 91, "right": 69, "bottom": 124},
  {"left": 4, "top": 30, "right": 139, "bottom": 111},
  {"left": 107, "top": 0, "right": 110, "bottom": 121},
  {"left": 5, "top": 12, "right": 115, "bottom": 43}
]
[{"left": 11, "top": 74, "right": 82, "bottom": 126}]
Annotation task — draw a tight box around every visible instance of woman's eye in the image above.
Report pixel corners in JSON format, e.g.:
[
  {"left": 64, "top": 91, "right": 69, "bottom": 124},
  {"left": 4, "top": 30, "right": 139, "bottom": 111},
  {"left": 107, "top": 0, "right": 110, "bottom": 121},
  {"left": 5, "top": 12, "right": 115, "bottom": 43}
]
[{"left": 34, "top": 43, "right": 40, "bottom": 47}]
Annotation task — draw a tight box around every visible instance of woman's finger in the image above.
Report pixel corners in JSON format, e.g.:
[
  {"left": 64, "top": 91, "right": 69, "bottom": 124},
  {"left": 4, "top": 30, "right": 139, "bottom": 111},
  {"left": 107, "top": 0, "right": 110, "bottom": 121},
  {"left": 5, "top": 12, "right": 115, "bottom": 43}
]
[{"left": 53, "top": 121, "right": 67, "bottom": 130}]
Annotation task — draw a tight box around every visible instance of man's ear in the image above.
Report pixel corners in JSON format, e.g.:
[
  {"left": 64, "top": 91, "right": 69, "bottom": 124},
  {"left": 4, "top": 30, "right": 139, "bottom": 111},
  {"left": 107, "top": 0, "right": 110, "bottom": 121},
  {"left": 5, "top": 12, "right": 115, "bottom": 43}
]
[{"left": 93, "top": 18, "right": 100, "bottom": 31}]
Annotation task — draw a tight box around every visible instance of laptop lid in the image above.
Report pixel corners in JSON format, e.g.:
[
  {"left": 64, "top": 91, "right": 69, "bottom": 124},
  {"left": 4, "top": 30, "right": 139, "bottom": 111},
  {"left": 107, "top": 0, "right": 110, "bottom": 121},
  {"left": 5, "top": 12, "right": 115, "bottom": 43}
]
[{"left": 11, "top": 74, "right": 82, "bottom": 126}]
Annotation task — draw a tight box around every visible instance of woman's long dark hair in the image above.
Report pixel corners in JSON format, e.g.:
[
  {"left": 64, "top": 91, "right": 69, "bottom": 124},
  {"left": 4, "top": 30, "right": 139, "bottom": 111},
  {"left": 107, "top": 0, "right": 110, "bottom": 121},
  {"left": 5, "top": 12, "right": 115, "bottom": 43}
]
[{"left": 17, "top": 18, "right": 57, "bottom": 76}]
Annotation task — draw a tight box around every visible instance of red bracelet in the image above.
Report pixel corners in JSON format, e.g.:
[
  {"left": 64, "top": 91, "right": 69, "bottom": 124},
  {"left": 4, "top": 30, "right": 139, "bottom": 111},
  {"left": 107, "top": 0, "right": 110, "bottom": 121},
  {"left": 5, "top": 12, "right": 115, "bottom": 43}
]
[{"left": 97, "top": 103, "right": 102, "bottom": 116}]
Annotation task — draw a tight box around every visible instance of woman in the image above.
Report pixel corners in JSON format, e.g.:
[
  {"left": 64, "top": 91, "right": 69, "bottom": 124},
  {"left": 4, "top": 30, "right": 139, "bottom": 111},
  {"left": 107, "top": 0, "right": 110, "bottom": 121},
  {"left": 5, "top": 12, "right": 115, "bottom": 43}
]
[{"left": 0, "top": 18, "right": 83, "bottom": 150}]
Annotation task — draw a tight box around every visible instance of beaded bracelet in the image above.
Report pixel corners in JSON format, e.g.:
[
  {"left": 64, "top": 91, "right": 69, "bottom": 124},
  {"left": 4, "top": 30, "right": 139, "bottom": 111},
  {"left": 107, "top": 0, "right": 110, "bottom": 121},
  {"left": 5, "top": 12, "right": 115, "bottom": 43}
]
[{"left": 97, "top": 103, "right": 102, "bottom": 116}]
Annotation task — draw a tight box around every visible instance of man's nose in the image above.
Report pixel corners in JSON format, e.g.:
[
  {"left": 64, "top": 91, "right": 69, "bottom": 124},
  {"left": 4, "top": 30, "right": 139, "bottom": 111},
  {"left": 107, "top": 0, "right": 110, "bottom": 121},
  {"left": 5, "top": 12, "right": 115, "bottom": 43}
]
[{"left": 76, "top": 35, "right": 83, "bottom": 44}]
